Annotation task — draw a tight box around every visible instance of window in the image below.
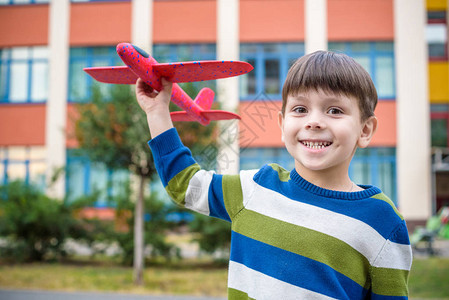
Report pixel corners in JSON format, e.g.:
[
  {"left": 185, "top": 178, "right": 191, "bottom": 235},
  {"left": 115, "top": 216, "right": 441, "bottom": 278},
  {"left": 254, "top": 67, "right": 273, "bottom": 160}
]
[
  {"left": 328, "top": 42, "right": 395, "bottom": 99},
  {"left": 0, "top": 146, "right": 46, "bottom": 190},
  {"left": 68, "top": 47, "right": 123, "bottom": 102},
  {"left": 240, "top": 147, "right": 294, "bottom": 171},
  {"left": 431, "top": 104, "right": 449, "bottom": 147},
  {"left": 240, "top": 43, "right": 305, "bottom": 100},
  {"left": 427, "top": 11, "right": 448, "bottom": 60},
  {"left": 350, "top": 147, "right": 397, "bottom": 205},
  {"left": 0, "top": 0, "right": 49, "bottom": 4},
  {"left": 0, "top": 47, "right": 48, "bottom": 103},
  {"left": 66, "top": 152, "right": 130, "bottom": 205},
  {"left": 153, "top": 43, "right": 216, "bottom": 93}
]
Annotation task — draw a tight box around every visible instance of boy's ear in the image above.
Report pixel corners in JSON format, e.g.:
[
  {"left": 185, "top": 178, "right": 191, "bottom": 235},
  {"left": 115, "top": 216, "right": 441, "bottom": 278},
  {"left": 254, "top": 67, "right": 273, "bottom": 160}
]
[
  {"left": 278, "top": 111, "right": 285, "bottom": 143},
  {"left": 358, "top": 116, "right": 378, "bottom": 148}
]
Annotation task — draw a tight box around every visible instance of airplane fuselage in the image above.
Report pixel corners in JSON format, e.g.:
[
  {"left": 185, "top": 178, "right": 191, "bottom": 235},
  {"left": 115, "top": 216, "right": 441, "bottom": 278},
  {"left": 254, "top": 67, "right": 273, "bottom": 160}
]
[{"left": 116, "top": 43, "right": 210, "bottom": 125}]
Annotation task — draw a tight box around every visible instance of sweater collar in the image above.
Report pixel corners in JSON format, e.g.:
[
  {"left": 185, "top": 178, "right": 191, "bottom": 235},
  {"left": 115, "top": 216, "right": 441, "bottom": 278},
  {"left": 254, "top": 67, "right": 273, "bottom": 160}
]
[{"left": 289, "top": 168, "right": 382, "bottom": 200}]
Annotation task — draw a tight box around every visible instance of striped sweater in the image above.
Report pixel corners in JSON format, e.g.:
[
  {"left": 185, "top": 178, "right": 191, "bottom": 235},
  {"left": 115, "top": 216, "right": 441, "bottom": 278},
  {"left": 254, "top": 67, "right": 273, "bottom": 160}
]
[{"left": 149, "top": 128, "right": 412, "bottom": 300}]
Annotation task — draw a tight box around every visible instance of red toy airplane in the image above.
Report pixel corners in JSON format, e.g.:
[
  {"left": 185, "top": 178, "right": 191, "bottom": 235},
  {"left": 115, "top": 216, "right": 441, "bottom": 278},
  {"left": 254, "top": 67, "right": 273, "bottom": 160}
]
[{"left": 84, "top": 43, "right": 253, "bottom": 126}]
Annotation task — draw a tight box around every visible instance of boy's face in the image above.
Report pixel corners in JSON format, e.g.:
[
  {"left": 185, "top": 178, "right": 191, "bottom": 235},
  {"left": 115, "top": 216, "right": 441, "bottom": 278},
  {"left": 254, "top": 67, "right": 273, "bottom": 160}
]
[{"left": 278, "top": 89, "right": 377, "bottom": 180}]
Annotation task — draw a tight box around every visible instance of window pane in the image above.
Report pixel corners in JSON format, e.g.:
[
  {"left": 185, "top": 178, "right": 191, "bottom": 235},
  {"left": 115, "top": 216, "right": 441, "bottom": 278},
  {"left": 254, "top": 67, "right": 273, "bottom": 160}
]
[
  {"left": 286, "top": 43, "right": 304, "bottom": 53},
  {"left": 375, "top": 56, "right": 394, "bottom": 97},
  {"left": 66, "top": 160, "right": 87, "bottom": 202},
  {"left": 431, "top": 118, "right": 447, "bottom": 147},
  {"left": 31, "top": 61, "right": 48, "bottom": 101},
  {"left": 263, "top": 44, "right": 281, "bottom": 53},
  {"left": 0, "top": 61, "right": 7, "bottom": 100},
  {"left": 426, "top": 24, "right": 447, "bottom": 43},
  {"left": 264, "top": 59, "right": 280, "bottom": 94},
  {"left": 29, "top": 161, "right": 46, "bottom": 191},
  {"left": 429, "top": 44, "right": 447, "bottom": 58},
  {"left": 90, "top": 162, "right": 108, "bottom": 205},
  {"left": 375, "top": 42, "right": 394, "bottom": 52},
  {"left": 241, "top": 44, "right": 258, "bottom": 54},
  {"left": 32, "top": 47, "right": 48, "bottom": 59},
  {"left": 11, "top": 47, "right": 28, "bottom": 59},
  {"left": 7, "top": 163, "right": 26, "bottom": 181},
  {"left": 240, "top": 58, "right": 256, "bottom": 97},
  {"left": 353, "top": 56, "right": 371, "bottom": 74},
  {"left": 69, "top": 61, "right": 88, "bottom": 101},
  {"left": 351, "top": 43, "right": 370, "bottom": 52},
  {"left": 328, "top": 42, "right": 346, "bottom": 52},
  {"left": 10, "top": 61, "right": 28, "bottom": 102}
]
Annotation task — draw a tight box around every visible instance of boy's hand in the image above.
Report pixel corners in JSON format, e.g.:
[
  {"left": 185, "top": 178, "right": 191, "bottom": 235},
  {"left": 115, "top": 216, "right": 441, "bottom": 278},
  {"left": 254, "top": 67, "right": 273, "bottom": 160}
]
[
  {"left": 135, "top": 77, "right": 173, "bottom": 114},
  {"left": 135, "top": 77, "right": 174, "bottom": 138}
]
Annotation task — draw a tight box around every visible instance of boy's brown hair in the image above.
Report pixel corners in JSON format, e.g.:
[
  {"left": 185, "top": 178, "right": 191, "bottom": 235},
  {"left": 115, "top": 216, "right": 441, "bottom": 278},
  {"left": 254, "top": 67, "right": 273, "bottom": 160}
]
[{"left": 281, "top": 51, "right": 378, "bottom": 121}]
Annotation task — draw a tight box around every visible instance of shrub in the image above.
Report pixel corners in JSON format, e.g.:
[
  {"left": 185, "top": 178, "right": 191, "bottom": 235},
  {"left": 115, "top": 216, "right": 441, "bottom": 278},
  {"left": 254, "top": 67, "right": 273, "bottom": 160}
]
[{"left": 0, "top": 181, "right": 80, "bottom": 262}]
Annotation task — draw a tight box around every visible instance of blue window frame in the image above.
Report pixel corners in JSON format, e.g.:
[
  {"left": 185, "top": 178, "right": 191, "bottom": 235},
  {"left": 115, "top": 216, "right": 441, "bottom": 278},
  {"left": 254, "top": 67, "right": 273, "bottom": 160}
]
[
  {"left": 240, "top": 43, "right": 305, "bottom": 101},
  {"left": 68, "top": 46, "right": 124, "bottom": 102},
  {"left": 66, "top": 151, "right": 129, "bottom": 205},
  {"left": 154, "top": 43, "right": 217, "bottom": 93},
  {"left": 0, "top": 146, "right": 46, "bottom": 191},
  {"left": 0, "top": 47, "right": 48, "bottom": 103},
  {"left": 0, "top": 0, "right": 49, "bottom": 4},
  {"left": 328, "top": 42, "right": 396, "bottom": 99}
]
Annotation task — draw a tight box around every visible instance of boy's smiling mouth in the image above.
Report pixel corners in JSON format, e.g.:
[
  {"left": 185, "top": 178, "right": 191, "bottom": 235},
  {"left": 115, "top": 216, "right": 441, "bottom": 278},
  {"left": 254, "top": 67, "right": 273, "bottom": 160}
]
[{"left": 300, "top": 140, "right": 333, "bottom": 149}]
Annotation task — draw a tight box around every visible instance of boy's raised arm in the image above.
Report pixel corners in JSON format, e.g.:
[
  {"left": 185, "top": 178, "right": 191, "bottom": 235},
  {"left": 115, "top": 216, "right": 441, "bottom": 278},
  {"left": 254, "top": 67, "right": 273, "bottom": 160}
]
[{"left": 135, "top": 77, "right": 174, "bottom": 138}]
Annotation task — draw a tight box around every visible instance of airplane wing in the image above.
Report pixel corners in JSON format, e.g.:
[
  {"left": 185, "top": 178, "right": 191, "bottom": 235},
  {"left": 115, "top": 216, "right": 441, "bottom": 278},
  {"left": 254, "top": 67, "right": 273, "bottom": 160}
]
[
  {"left": 83, "top": 66, "right": 139, "bottom": 84},
  {"left": 170, "top": 110, "right": 240, "bottom": 122},
  {"left": 153, "top": 61, "right": 253, "bottom": 83}
]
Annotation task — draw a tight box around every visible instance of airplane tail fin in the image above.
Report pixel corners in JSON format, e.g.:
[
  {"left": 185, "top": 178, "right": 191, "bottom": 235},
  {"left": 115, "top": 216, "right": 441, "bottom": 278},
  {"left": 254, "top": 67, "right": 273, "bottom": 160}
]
[{"left": 194, "top": 88, "right": 214, "bottom": 110}]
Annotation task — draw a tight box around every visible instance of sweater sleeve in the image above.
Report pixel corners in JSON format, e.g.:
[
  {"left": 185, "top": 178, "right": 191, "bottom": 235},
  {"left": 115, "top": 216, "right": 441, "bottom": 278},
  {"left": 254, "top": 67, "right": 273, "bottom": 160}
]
[
  {"left": 148, "top": 128, "right": 242, "bottom": 222},
  {"left": 369, "top": 221, "right": 413, "bottom": 299}
]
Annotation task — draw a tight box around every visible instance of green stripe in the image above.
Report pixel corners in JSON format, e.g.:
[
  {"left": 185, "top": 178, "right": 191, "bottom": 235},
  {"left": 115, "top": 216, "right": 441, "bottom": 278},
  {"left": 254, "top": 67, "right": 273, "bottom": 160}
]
[
  {"left": 370, "top": 266, "right": 409, "bottom": 296},
  {"left": 222, "top": 175, "right": 244, "bottom": 220},
  {"left": 232, "top": 209, "right": 371, "bottom": 288},
  {"left": 166, "top": 163, "right": 200, "bottom": 206},
  {"left": 268, "top": 163, "right": 290, "bottom": 182},
  {"left": 372, "top": 193, "right": 404, "bottom": 220},
  {"left": 228, "top": 288, "right": 255, "bottom": 300}
]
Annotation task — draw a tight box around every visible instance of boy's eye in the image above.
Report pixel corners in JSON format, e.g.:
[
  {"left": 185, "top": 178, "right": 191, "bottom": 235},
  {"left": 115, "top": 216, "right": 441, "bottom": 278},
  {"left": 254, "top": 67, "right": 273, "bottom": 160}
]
[
  {"left": 293, "top": 106, "right": 307, "bottom": 114},
  {"left": 328, "top": 107, "right": 343, "bottom": 115}
]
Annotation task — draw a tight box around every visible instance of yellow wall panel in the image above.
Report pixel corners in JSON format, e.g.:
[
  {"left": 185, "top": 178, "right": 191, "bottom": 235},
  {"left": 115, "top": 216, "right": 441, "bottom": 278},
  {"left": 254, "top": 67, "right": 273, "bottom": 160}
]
[
  {"left": 427, "top": 0, "right": 447, "bottom": 10},
  {"left": 429, "top": 62, "right": 449, "bottom": 103}
]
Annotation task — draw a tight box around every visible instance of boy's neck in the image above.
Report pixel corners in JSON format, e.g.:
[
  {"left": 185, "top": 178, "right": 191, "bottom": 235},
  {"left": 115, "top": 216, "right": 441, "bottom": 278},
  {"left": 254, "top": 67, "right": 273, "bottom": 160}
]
[{"left": 295, "top": 164, "right": 362, "bottom": 192}]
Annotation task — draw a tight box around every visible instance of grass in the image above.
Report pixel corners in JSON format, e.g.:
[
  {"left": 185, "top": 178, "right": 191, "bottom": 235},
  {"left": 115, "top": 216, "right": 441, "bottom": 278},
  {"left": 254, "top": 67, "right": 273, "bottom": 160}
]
[
  {"left": 409, "top": 257, "right": 449, "bottom": 299},
  {"left": 0, "top": 258, "right": 228, "bottom": 297},
  {"left": 0, "top": 257, "right": 448, "bottom": 298}
]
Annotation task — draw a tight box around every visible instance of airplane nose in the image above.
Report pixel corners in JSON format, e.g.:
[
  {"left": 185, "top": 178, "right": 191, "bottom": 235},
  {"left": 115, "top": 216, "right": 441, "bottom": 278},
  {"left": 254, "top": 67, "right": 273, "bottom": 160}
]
[{"left": 116, "top": 43, "right": 130, "bottom": 56}]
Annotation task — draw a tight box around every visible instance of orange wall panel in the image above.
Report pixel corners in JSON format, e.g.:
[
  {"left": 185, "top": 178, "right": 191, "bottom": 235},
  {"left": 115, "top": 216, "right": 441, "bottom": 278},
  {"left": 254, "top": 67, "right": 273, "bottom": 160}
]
[
  {"left": 239, "top": 100, "right": 396, "bottom": 148},
  {"left": 240, "top": 0, "right": 304, "bottom": 42},
  {"left": 153, "top": 0, "right": 216, "bottom": 43},
  {"left": 70, "top": 2, "right": 131, "bottom": 46},
  {"left": 328, "top": 0, "right": 394, "bottom": 41},
  {"left": 0, "top": 5, "right": 49, "bottom": 47},
  {"left": 0, "top": 104, "right": 46, "bottom": 146}
]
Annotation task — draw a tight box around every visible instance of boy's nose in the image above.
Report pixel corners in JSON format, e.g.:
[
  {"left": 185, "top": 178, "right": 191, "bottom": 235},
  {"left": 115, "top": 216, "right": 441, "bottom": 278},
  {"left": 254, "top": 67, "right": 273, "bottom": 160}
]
[{"left": 305, "top": 121, "right": 322, "bottom": 129}]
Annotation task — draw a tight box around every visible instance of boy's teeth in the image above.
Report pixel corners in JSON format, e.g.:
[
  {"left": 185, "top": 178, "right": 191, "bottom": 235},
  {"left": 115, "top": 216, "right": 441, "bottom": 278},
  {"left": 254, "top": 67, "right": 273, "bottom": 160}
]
[{"left": 303, "top": 141, "right": 331, "bottom": 149}]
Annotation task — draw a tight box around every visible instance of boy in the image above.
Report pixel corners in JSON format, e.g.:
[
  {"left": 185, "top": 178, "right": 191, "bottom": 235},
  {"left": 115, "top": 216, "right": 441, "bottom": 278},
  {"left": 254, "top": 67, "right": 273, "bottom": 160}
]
[{"left": 136, "top": 51, "right": 412, "bottom": 299}]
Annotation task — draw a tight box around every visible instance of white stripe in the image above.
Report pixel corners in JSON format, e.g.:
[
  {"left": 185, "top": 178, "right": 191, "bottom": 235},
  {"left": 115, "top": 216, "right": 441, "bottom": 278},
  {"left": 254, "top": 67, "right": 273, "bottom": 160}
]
[
  {"left": 185, "top": 170, "right": 214, "bottom": 215},
  {"left": 241, "top": 174, "right": 411, "bottom": 270},
  {"left": 372, "top": 240, "right": 413, "bottom": 270},
  {"left": 228, "top": 261, "right": 336, "bottom": 300}
]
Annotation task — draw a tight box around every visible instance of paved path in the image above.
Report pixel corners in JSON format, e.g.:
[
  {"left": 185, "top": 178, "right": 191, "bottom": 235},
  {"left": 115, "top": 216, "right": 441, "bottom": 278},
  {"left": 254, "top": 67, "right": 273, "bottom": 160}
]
[{"left": 0, "top": 289, "right": 226, "bottom": 300}]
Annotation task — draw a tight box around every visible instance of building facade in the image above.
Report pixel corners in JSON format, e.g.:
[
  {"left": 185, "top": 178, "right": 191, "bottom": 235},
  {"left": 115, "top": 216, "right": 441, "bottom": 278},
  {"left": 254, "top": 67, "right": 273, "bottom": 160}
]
[{"left": 0, "top": 0, "right": 448, "bottom": 227}]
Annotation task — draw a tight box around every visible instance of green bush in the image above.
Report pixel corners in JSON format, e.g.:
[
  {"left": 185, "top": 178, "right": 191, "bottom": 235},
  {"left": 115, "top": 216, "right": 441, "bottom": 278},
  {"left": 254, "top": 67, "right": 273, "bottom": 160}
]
[{"left": 0, "top": 181, "right": 82, "bottom": 262}]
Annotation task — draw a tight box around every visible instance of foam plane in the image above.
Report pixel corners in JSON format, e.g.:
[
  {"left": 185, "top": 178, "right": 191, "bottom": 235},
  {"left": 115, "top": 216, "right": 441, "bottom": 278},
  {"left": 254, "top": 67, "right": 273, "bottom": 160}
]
[{"left": 84, "top": 43, "right": 253, "bottom": 125}]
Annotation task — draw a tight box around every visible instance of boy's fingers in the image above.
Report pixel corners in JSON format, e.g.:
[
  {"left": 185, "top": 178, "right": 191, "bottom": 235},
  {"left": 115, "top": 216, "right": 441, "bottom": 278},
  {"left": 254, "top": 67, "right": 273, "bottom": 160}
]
[{"left": 160, "top": 77, "right": 173, "bottom": 92}]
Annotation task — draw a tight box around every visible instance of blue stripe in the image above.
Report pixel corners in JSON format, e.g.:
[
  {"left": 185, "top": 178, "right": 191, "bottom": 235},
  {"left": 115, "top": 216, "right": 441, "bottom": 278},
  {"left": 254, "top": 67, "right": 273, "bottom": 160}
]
[
  {"left": 149, "top": 128, "right": 196, "bottom": 186},
  {"left": 230, "top": 231, "right": 367, "bottom": 299},
  {"left": 255, "top": 165, "right": 407, "bottom": 243},
  {"left": 371, "top": 293, "right": 408, "bottom": 300},
  {"left": 208, "top": 175, "right": 231, "bottom": 222}
]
